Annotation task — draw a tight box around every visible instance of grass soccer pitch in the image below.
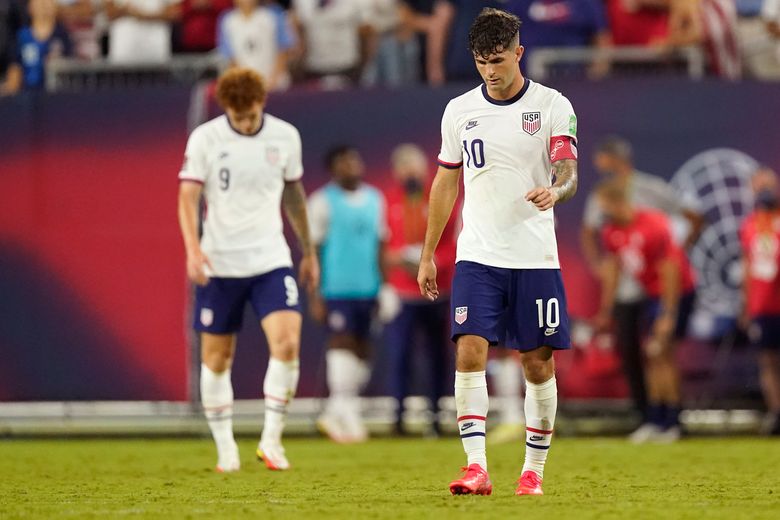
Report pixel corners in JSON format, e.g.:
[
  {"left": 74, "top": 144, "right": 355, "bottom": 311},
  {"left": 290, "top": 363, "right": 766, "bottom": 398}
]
[{"left": 1, "top": 437, "right": 779, "bottom": 519}]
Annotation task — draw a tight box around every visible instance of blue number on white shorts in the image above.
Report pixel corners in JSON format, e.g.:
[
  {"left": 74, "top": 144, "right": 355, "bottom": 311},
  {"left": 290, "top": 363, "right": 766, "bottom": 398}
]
[
  {"left": 284, "top": 276, "right": 299, "bottom": 306},
  {"left": 535, "top": 298, "right": 560, "bottom": 328}
]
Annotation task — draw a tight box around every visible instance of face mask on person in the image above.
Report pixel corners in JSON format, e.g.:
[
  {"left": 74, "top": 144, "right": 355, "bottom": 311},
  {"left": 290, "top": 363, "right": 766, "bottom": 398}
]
[
  {"left": 755, "top": 188, "right": 779, "bottom": 210},
  {"left": 404, "top": 177, "right": 424, "bottom": 195}
]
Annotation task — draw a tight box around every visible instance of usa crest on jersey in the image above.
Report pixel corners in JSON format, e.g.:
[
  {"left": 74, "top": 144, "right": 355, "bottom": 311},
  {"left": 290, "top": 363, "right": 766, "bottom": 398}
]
[
  {"left": 522, "top": 112, "right": 541, "bottom": 135},
  {"left": 455, "top": 306, "right": 468, "bottom": 325},
  {"left": 266, "top": 146, "right": 280, "bottom": 165}
]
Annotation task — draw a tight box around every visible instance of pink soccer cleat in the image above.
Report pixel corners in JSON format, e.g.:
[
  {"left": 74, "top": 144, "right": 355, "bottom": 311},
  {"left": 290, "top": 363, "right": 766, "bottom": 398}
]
[
  {"left": 515, "top": 470, "right": 543, "bottom": 496},
  {"left": 449, "top": 464, "right": 493, "bottom": 495}
]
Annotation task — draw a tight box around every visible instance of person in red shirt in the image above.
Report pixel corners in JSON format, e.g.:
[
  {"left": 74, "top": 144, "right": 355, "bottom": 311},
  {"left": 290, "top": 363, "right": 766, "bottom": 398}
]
[
  {"left": 740, "top": 166, "right": 780, "bottom": 436},
  {"left": 594, "top": 179, "right": 695, "bottom": 443},
  {"left": 384, "top": 143, "right": 457, "bottom": 436},
  {"left": 606, "top": 0, "right": 669, "bottom": 46},
  {"left": 179, "top": 0, "right": 233, "bottom": 53}
]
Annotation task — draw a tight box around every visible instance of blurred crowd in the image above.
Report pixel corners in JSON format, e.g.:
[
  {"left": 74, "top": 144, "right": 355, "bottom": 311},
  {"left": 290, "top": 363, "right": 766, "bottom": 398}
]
[{"left": 3, "top": 0, "right": 780, "bottom": 95}]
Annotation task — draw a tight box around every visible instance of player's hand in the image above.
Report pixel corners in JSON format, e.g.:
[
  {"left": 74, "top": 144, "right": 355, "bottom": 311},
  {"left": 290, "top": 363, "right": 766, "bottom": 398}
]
[
  {"left": 653, "top": 312, "right": 677, "bottom": 344},
  {"left": 417, "top": 258, "right": 439, "bottom": 301},
  {"left": 186, "top": 249, "right": 212, "bottom": 286},
  {"left": 525, "top": 187, "right": 559, "bottom": 211},
  {"left": 298, "top": 253, "right": 320, "bottom": 294}
]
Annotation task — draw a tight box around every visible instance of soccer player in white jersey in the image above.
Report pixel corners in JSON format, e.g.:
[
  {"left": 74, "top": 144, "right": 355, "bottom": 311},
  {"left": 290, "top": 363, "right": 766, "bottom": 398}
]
[
  {"left": 417, "top": 8, "right": 578, "bottom": 496},
  {"left": 178, "top": 68, "right": 319, "bottom": 473}
]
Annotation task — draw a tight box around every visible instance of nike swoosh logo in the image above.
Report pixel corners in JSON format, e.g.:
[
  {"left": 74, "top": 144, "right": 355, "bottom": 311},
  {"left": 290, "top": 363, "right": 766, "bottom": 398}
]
[{"left": 544, "top": 329, "right": 558, "bottom": 337}]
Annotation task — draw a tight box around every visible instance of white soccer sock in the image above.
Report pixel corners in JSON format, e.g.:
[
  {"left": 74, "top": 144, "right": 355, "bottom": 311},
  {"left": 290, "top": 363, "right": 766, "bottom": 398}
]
[
  {"left": 200, "top": 364, "right": 236, "bottom": 460},
  {"left": 522, "top": 376, "right": 557, "bottom": 479},
  {"left": 493, "top": 357, "right": 525, "bottom": 424},
  {"left": 455, "top": 370, "right": 489, "bottom": 471},
  {"left": 261, "top": 357, "right": 300, "bottom": 446},
  {"left": 325, "top": 349, "right": 364, "bottom": 420}
]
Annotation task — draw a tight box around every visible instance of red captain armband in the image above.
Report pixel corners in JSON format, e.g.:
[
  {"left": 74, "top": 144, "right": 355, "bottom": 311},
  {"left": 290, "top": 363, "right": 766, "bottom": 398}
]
[{"left": 550, "top": 136, "right": 578, "bottom": 162}]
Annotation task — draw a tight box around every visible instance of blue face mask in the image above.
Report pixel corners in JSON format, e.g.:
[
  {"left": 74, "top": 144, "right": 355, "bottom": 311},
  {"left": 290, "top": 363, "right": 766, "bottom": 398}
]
[{"left": 755, "top": 188, "right": 779, "bottom": 210}]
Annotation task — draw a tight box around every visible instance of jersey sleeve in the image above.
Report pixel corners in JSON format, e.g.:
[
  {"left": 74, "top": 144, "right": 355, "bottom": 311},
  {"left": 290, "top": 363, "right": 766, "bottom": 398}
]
[
  {"left": 550, "top": 94, "right": 577, "bottom": 141},
  {"left": 284, "top": 127, "right": 304, "bottom": 182},
  {"left": 549, "top": 94, "right": 578, "bottom": 162},
  {"left": 307, "top": 190, "right": 330, "bottom": 246},
  {"left": 272, "top": 5, "right": 296, "bottom": 50},
  {"left": 648, "top": 215, "right": 675, "bottom": 262},
  {"left": 179, "top": 128, "right": 208, "bottom": 184},
  {"left": 216, "top": 12, "right": 234, "bottom": 60},
  {"left": 437, "top": 101, "right": 462, "bottom": 169}
]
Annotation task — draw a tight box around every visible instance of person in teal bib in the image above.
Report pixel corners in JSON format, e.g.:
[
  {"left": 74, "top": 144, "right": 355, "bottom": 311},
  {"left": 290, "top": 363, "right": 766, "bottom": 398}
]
[{"left": 308, "top": 145, "right": 389, "bottom": 443}]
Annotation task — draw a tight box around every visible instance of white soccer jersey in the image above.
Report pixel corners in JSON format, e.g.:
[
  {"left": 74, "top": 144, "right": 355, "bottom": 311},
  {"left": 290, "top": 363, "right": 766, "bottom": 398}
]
[
  {"left": 179, "top": 114, "right": 303, "bottom": 277},
  {"left": 438, "top": 80, "right": 577, "bottom": 269}
]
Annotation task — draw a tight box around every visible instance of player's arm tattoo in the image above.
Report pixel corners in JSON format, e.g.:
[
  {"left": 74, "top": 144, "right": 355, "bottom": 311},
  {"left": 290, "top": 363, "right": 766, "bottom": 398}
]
[
  {"left": 282, "top": 180, "right": 315, "bottom": 256},
  {"left": 551, "top": 159, "right": 578, "bottom": 204}
]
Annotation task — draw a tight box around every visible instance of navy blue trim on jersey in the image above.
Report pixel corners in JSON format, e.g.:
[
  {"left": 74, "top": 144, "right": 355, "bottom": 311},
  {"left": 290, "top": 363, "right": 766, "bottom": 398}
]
[
  {"left": 526, "top": 442, "right": 550, "bottom": 450},
  {"left": 480, "top": 78, "right": 531, "bottom": 106},
  {"left": 438, "top": 159, "right": 463, "bottom": 170},
  {"left": 226, "top": 114, "right": 265, "bottom": 137}
]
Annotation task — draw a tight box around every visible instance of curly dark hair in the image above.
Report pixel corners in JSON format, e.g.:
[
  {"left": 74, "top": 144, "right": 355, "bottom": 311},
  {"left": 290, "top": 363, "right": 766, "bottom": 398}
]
[{"left": 468, "top": 8, "right": 522, "bottom": 59}]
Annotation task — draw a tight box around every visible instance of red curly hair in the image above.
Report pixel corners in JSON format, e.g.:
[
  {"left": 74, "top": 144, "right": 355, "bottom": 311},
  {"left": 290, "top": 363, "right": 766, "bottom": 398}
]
[{"left": 215, "top": 67, "right": 267, "bottom": 112}]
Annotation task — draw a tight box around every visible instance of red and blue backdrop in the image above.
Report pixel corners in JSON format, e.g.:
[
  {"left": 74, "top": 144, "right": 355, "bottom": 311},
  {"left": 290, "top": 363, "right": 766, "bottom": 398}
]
[{"left": 2, "top": 79, "right": 779, "bottom": 401}]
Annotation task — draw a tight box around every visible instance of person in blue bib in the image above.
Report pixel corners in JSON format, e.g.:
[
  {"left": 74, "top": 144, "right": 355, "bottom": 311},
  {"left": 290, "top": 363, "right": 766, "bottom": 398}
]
[
  {"left": 1, "top": 0, "right": 71, "bottom": 95},
  {"left": 308, "top": 145, "right": 389, "bottom": 443}
]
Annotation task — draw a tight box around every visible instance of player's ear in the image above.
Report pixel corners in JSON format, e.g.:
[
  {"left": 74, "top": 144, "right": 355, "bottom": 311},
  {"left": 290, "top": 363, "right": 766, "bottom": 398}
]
[{"left": 516, "top": 45, "right": 524, "bottom": 63}]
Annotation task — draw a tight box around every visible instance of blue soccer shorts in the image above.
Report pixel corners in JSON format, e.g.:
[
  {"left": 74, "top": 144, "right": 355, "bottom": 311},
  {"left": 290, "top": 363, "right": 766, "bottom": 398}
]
[
  {"left": 645, "top": 291, "right": 696, "bottom": 339},
  {"left": 324, "top": 298, "right": 376, "bottom": 339},
  {"left": 450, "top": 261, "right": 571, "bottom": 352},
  {"left": 193, "top": 267, "right": 301, "bottom": 334},
  {"left": 749, "top": 315, "right": 780, "bottom": 350}
]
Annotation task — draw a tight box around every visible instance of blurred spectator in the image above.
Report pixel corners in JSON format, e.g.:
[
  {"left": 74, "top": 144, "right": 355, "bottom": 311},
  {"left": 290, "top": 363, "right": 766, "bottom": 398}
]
[
  {"left": 362, "top": 0, "right": 421, "bottom": 87},
  {"left": 764, "top": 0, "right": 780, "bottom": 52},
  {"left": 398, "top": 0, "right": 435, "bottom": 82},
  {"left": 664, "top": 0, "right": 741, "bottom": 79},
  {"left": 179, "top": 0, "right": 231, "bottom": 53},
  {"left": 58, "top": 0, "right": 106, "bottom": 60},
  {"left": 217, "top": 0, "right": 294, "bottom": 91},
  {"left": 290, "top": 0, "right": 376, "bottom": 88},
  {"left": 594, "top": 178, "right": 697, "bottom": 443},
  {"left": 383, "top": 143, "right": 456, "bottom": 435},
  {"left": 0, "top": 0, "right": 24, "bottom": 78},
  {"left": 106, "top": 0, "right": 181, "bottom": 63},
  {"left": 580, "top": 136, "right": 704, "bottom": 423},
  {"left": 740, "top": 166, "right": 780, "bottom": 436},
  {"left": 504, "top": 0, "right": 611, "bottom": 77},
  {"left": 1, "top": 0, "right": 72, "bottom": 96},
  {"left": 427, "top": 0, "right": 505, "bottom": 85},
  {"left": 606, "top": 0, "right": 669, "bottom": 46}
]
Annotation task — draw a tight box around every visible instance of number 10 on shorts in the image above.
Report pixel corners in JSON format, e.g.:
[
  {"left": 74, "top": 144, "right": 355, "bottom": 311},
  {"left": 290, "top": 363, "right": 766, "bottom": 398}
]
[{"left": 535, "top": 298, "right": 560, "bottom": 329}]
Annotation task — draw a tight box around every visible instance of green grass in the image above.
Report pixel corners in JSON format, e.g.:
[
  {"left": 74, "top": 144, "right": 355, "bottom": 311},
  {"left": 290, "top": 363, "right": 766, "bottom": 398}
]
[{"left": 1, "top": 437, "right": 779, "bottom": 519}]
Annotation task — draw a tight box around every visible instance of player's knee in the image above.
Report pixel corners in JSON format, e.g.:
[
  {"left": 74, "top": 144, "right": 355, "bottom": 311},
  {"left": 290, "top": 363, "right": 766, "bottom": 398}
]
[
  {"left": 202, "top": 349, "right": 232, "bottom": 372},
  {"left": 455, "top": 343, "right": 487, "bottom": 372},
  {"left": 522, "top": 355, "right": 554, "bottom": 384},
  {"left": 270, "top": 334, "right": 300, "bottom": 362}
]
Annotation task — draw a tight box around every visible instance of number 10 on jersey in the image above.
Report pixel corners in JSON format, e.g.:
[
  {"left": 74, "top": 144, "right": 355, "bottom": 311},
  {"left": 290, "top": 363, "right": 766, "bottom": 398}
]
[{"left": 463, "top": 139, "right": 485, "bottom": 169}]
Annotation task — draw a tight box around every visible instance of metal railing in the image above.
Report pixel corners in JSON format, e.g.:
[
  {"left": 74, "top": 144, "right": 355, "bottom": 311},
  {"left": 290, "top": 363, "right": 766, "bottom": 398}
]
[
  {"left": 46, "top": 54, "right": 226, "bottom": 93},
  {"left": 527, "top": 45, "right": 707, "bottom": 81}
]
